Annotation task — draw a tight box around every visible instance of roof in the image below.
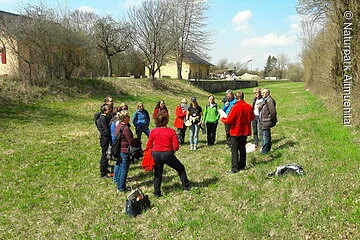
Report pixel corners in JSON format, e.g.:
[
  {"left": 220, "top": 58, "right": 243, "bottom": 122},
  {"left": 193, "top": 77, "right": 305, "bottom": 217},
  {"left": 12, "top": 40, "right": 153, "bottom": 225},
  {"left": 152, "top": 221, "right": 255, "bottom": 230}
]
[
  {"left": 183, "top": 52, "right": 214, "bottom": 66},
  {"left": 0, "top": 10, "right": 22, "bottom": 19}
]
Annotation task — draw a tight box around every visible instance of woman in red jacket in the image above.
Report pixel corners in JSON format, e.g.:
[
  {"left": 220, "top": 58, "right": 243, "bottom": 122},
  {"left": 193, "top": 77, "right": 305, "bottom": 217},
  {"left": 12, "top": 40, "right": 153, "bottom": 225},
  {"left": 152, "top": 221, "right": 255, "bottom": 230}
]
[
  {"left": 221, "top": 91, "right": 255, "bottom": 173},
  {"left": 152, "top": 100, "right": 168, "bottom": 120},
  {"left": 174, "top": 98, "right": 188, "bottom": 144},
  {"left": 146, "top": 111, "right": 191, "bottom": 197}
]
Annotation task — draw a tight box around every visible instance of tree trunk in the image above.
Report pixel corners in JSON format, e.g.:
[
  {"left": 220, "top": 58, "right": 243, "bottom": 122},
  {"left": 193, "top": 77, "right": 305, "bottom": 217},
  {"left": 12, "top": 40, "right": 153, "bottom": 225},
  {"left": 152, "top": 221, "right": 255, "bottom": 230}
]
[
  {"left": 177, "top": 59, "right": 183, "bottom": 79},
  {"left": 107, "top": 56, "right": 112, "bottom": 77}
]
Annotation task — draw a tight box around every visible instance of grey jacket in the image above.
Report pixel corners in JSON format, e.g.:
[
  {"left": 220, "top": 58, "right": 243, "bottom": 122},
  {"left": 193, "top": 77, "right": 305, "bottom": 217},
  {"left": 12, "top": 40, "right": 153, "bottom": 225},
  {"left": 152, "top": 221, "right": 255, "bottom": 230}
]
[{"left": 259, "top": 96, "right": 277, "bottom": 129}]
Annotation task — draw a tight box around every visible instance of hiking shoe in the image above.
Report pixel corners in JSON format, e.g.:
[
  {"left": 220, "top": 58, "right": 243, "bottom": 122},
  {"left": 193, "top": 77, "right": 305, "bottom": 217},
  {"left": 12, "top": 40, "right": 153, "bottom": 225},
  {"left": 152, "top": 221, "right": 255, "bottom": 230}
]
[
  {"left": 184, "top": 182, "right": 192, "bottom": 191},
  {"left": 101, "top": 174, "right": 111, "bottom": 179},
  {"left": 118, "top": 187, "right": 131, "bottom": 192}
]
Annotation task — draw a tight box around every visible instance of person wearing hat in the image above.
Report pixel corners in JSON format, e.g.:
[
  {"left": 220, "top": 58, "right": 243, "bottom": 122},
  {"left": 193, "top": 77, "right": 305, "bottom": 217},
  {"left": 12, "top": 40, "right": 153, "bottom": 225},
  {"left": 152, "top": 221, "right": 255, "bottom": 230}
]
[
  {"left": 186, "top": 96, "right": 203, "bottom": 150},
  {"left": 174, "top": 98, "right": 189, "bottom": 144}
]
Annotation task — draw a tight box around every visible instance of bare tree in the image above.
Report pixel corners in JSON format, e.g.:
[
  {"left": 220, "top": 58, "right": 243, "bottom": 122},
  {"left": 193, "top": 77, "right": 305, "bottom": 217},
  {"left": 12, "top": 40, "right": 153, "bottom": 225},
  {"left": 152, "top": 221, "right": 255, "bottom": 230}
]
[
  {"left": 217, "top": 58, "right": 228, "bottom": 69},
  {"left": 172, "top": 0, "right": 211, "bottom": 79},
  {"left": 276, "top": 53, "right": 289, "bottom": 79},
  {"left": 128, "top": 0, "right": 177, "bottom": 82},
  {"left": 93, "top": 16, "right": 130, "bottom": 77}
]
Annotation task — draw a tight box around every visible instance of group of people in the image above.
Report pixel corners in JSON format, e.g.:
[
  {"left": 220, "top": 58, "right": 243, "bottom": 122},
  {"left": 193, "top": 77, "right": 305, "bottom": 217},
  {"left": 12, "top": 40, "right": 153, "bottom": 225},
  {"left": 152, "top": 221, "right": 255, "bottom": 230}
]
[
  {"left": 94, "top": 87, "right": 277, "bottom": 196},
  {"left": 173, "top": 95, "right": 221, "bottom": 150},
  {"left": 220, "top": 88, "right": 277, "bottom": 174}
]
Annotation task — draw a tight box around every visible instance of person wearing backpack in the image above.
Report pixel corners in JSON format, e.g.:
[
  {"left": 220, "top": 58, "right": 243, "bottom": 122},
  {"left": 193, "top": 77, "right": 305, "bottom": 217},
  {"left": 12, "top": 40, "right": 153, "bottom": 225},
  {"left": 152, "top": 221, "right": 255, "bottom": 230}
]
[
  {"left": 202, "top": 95, "right": 220, "bottom": 146},
  {"left": 113, "top": 110, "right": 134, "bottom": 192},
  {"left": 96, "top": 104, "right": 112, "bottom": 178},
  {"left": 132, "top": 102, "right": 150, "bottom": 141}
]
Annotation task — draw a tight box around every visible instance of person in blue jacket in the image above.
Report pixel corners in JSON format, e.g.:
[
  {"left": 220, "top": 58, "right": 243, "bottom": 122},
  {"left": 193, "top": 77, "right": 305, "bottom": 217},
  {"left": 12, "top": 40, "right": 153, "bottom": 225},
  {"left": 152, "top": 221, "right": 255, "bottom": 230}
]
[
  {"left": 132, "top": 102, "right": 150, "bottom": 141},
  {"left": 222, "top": 89, "right": 237, "bottom": 148}
]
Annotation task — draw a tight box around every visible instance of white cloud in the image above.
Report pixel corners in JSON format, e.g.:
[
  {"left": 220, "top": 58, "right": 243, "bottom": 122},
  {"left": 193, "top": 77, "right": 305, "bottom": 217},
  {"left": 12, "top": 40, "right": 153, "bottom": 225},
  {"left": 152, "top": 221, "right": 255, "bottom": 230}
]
[
  {"left": 286, "top": 14, "right": 301, "bottom": 35},
  {"left": 241, "top": 33, "right": 297, "bottom": 47},
  {"left": 232, "top": 9, "right": 252, "bottom": 33},
  {"left": 124, "top": 0, "right": 145, "bottom": 8},
  {"left": 0, "top": 0, "right": 14, "bottom": 3},
  {"left": 289, "top": 23, "right": 300, "bottom": 34},
  {"left": 77, "top": 6, "right": 96, "bottom": 13},
  {"left": 287, "top": 14, "right": 301, "bottom": 23}
]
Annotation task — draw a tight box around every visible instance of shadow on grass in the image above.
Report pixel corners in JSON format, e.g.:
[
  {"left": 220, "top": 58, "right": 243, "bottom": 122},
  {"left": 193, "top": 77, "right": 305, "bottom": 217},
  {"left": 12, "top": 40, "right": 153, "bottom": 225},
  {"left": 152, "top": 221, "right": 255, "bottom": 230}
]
[
  {"left": 162, "top": 176, "right": 220, "bottom": 192},
  {"left": 276, "top": 140, "right": 297, "bottom": 149},
  {"left": 249, "top": 151, "right": 283, "bottom": 166}
]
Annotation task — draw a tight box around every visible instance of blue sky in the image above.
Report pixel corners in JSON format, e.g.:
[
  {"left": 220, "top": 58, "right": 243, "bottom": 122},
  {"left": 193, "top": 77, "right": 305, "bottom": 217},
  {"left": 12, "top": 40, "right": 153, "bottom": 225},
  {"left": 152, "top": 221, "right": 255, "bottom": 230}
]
[{"left": 0, "top": 0, "right": 302, "bottom": 70}]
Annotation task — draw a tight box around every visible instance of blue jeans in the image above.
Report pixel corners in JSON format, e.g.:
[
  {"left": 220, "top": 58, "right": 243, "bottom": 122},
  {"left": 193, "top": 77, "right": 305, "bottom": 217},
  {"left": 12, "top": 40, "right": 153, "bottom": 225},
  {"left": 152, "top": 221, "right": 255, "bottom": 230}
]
[
  {"left": 252, "top": 116, "right": 262, "bottom": 146},
  {"left": 117, "top": 152, "right": 130, "bottom": 191},
  {"left": 189, "top": 124, "right": 200, "bottom": 145},
  {"left": 261, "top": 129, "right": 272, "bottom": 154},
  {"left": 136, "top": 127, "right": 150, "bottom": 141}
]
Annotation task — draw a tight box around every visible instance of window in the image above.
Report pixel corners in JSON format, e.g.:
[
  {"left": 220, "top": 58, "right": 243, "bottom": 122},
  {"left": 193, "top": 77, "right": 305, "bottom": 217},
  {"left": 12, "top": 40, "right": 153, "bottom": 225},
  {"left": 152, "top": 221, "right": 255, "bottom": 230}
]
[{"left": 1, "top": 51, "right": 6, "bottom": 64}]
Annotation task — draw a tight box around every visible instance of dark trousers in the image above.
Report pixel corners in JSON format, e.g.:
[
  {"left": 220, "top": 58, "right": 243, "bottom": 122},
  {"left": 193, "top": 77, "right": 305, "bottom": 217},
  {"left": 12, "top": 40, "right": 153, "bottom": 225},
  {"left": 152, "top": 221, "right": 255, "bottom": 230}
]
[
  {"left": 152, "top": 151, "right": 190, "bottom": 196},
  {"left": 177, "top": 126, "right": 187, "bottom": 144},
  {"left": 230, "top": 136, "right": 247, "bottom": 172},
  {"left": 206, "top": 122, "right": 218, "bottom": 145},
  {"left": 224, "top": 124, "right": 231, "bottom": 147},
  {"left": 99, "top": 136, "right": 111, "bottom": 176}
]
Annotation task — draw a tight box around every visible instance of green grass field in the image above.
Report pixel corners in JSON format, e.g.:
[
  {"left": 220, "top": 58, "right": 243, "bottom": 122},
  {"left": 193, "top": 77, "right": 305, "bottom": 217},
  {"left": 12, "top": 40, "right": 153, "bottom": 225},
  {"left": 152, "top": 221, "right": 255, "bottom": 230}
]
[{"left": 0, "top": 78, "right": 359, "bottom": 239}]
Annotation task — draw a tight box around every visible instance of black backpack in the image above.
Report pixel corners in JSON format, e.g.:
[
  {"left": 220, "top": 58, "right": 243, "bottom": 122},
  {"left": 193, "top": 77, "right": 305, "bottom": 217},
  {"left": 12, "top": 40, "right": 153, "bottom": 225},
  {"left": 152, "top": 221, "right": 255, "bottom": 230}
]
[
  {"left": 128, "top": 138, "right": 143, "bottom": 163},
  {"left": 94, "top": 112, "right": 101, "bottom": 127}
]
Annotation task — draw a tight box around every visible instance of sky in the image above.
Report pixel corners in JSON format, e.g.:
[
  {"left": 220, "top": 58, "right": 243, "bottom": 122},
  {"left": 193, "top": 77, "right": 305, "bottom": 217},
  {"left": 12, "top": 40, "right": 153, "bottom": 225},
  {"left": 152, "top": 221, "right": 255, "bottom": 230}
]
[{"left": 0, "top": 0, "right": 302, "bottom": 71}]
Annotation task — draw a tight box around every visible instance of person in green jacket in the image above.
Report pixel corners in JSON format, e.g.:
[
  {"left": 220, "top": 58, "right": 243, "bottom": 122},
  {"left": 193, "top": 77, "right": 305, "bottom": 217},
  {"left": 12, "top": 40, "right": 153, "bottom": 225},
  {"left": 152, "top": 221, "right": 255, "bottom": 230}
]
[{"left": 202, "top": 95, "right": 220, "bottom": 146}]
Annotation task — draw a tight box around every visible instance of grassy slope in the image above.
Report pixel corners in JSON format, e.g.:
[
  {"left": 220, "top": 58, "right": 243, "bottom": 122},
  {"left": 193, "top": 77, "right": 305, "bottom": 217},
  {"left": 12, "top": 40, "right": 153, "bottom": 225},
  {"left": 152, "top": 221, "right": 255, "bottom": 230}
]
[{"left": 0, "top": 78, "right": 359, "bottom": 239}]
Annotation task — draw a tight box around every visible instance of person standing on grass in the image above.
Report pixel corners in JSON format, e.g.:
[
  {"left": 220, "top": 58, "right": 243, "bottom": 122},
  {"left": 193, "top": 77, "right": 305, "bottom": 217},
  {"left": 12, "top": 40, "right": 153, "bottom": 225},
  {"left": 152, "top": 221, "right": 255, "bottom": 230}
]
[
  {"left": 186, "top": 96, "right": 203, "bottom": 150},
  {"left": 202, "top": 95, "right": 220, "bottom": 146},
  {"left": 174, "top": 98, "right": 189, "bottom": 144},
  {"left": 221, "top": 91, "right": 255, "bottom": 173},
  {"left": 146, "top": 111, "right": 191, "bottom": 197},
  {"left": 153, "top": 100, "right": 169, "bottom": 120},
  {"left": 96, "top": 104, "right": 112, "bottom": 178},
  {"left": 132, "top": 102, "right": 150, "bottom": 142},
  {"left": 222, "top": 89, "right": 237, "bottom": 148},
  {"left": 114, "top": 110, "right": 134, "bottom": 192},
  {"left": 251, "top": 88, "right": 264, "bottom": 148},
  {"left": 259, "top": 88, "right": 277, "bottom": 154}
]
